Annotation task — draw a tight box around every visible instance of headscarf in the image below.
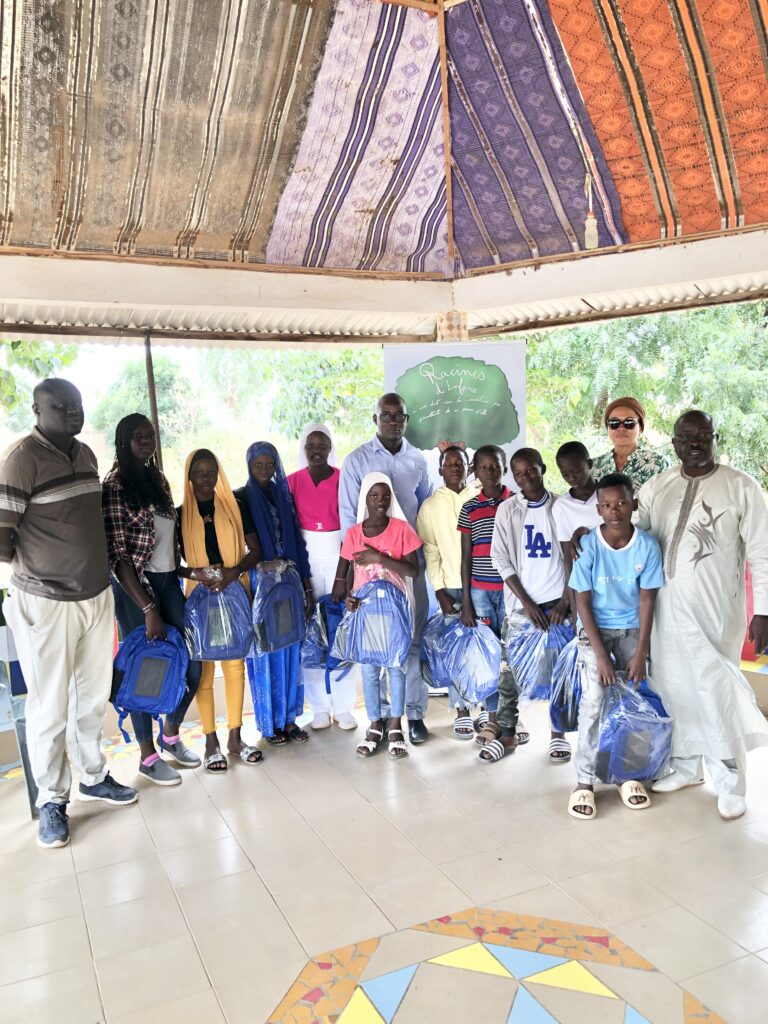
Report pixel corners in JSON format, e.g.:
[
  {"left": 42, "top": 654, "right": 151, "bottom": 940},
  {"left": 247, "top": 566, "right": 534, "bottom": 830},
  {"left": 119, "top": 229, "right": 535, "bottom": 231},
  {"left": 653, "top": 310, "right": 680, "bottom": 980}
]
[
  {"left": 245, "top": 441, "right": 310, "bottom": 577},
  {"left": 181, "top": 449, "right": 247, "bottom": 595},
  {"left": 356, "top": 471, "right": 408, "bottom": 524},
  {"left": 297, "top": 422, "right": 337, "bottom": 470},
  {"left": 604, "top": 396, "right": 645, "bottom": 433}
]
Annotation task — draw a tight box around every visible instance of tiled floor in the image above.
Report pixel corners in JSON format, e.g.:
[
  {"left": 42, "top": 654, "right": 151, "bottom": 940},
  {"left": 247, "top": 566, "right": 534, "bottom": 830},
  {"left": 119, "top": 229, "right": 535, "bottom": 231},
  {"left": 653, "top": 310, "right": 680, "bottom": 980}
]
[{"left": 2, "top": 696, "right": 768, "bottom": 1022}]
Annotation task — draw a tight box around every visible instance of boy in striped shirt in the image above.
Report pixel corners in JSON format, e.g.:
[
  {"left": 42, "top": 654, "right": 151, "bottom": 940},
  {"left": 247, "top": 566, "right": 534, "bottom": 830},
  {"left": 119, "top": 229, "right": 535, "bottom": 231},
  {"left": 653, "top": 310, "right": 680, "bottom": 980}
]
[{"left": 458, "top": 446, "right": 511, "bottom": 742}]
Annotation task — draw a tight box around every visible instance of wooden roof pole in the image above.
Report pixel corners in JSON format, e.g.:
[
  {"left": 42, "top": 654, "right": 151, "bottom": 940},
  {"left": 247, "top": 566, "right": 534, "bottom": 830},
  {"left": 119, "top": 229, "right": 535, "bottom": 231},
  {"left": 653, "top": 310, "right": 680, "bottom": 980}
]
[
  {"left": 437, "top": 0, "right": 457, "bottom": 270},
  {"left": 144, "top": 332, "right": 163, "bottom": 471}
]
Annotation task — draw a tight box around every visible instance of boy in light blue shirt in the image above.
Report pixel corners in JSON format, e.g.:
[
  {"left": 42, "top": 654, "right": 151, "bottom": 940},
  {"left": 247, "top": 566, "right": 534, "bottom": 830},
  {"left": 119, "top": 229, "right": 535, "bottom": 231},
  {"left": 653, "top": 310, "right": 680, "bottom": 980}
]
[{"left": 567, "top": 472, "right": 664, "bottom": 820}]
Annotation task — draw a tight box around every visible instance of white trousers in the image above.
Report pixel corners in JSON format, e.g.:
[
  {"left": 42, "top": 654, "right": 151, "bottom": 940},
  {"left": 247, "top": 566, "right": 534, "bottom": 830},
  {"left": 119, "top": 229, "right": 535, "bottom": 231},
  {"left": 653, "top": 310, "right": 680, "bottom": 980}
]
[
  {"left": 303, "top": 530, "right": 357, "bottom": 716},
  {"left": 5, "top": 587, "right": 114, "bottom": 807},
  {"left": 669, "top": 754, "right": 747, "bottom": 797}
]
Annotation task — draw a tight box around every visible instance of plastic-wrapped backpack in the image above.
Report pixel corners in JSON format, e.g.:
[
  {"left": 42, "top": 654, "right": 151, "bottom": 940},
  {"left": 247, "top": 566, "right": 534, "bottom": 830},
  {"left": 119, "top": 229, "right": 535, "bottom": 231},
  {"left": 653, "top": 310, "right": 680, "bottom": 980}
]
[
  {"left": 112, "top": 625, "right": 189, "bottom": 743},
  {"left": 595, "top": 674, "right": 673, "bottom": 784},
  {"left": 506, "top": 619, "right": 575, "bottom": 700},
  {"left": 301, "top": 595, "right": 352, "bottom": 694},
  {"left": 420, "top": 613, "right": 455, "bottom": 687},
  {"left": 183, "top": 581, "right": 253, "bottom": 661},
  {"left": 331, "top": 580, "right": 412, "bottom": 668},
  {"left": 251, "top": 565, "right": 306, "bottom": 653},
  {"left": 441, "top": 619, "right": 501, "bottom": 705},
  {"left": 549, "top": 637, "right": 581, "bottom": 732}
]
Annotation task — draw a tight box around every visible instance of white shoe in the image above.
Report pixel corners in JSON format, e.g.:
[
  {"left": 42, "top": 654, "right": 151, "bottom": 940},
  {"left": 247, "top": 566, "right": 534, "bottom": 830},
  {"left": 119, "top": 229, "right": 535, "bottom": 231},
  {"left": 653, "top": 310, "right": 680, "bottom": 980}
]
[
  {"left": 310, "top": 713, "right": 332, "bottom": 730},
  {"left": 651, "top": 771, "right": 704, "bottom": 793},
  {"left": 335, "top": 712, "right": 358, "bottom": 731},
  {"left": 717, "top": 794, "right": 746, "bottom": 820}
]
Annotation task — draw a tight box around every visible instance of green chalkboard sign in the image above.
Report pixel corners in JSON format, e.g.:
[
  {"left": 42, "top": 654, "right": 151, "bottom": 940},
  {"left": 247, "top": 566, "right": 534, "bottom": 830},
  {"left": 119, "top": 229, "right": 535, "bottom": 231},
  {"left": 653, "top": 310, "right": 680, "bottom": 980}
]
[{"left": 395, "top": 355, "right": 520, "bottom": 450}]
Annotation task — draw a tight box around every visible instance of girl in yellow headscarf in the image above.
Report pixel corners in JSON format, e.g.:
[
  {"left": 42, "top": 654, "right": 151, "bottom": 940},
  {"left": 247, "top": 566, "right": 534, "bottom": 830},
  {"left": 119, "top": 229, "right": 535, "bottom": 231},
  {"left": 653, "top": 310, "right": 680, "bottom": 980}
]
[{"left": 178, "top": 449, "right": 262, "bottom": 771}]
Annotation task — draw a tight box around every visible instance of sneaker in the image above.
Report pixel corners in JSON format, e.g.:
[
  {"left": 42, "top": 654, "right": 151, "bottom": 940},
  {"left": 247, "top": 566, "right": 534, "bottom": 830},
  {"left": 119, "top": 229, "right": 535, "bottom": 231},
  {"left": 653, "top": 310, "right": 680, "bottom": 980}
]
[
  {"left": 38, "top": 802, "right": 70, "bottom": 848},
  {"left": 162, "top": 738, "right": 201, "bottom": 768},
  {"left": 310, "top": 713, "right": 332, "bottom": 730},
  {"left": 651, "top": 771, "right": 704, "bottom": 793},
  {"left": 717, "top": 793, "right": 747, "bottom": 820},
  {"left": 334, "top": 712, "right": 358, "bottom": 731},
  {"left": 79, "top": 773, "right": 139, "bottom": 806},
  {"left": 139, "top": 758, "right": 182, "bottom": 786}
]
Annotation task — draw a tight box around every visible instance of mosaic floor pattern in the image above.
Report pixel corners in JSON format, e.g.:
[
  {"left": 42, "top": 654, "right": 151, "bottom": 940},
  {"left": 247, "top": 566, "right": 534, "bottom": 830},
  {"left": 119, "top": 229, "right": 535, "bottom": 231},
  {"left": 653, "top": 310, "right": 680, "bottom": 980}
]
[{"left": 269, "top": 907, "right": 725, "bottom": 1024}]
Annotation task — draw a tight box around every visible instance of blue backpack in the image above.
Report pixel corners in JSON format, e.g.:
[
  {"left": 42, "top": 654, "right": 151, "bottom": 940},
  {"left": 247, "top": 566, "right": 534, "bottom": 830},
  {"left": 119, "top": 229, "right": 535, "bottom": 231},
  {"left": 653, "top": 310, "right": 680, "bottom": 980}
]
[
  {"left": 252, "top": 566, "right": 306, "bottom": 653},
  {"left": 420, "top": 613, "right": 455, "bottom": 687},
  {"left": 506, "top": 618, "right": 575, "bottom": 700},
  {"left": 301, "top": 595, "right": 352, "bottom": 694},
  {"left": 331, "top": 581, "right": 412, "bottom": 668},
  {"left": 183, "top": 581, "right": 253, "bottom": 661},
  {"left": 441, "top": 619, "right": 501, "bottom": 705},
  {"left": 113, "top": 626, "right": 189, "bottom": 743},
  {"left": 595, "top": 676, "right": 673, "bottom": 784},
  {"left": 549, "top": 637, "right": 582, "bottom": 733}
]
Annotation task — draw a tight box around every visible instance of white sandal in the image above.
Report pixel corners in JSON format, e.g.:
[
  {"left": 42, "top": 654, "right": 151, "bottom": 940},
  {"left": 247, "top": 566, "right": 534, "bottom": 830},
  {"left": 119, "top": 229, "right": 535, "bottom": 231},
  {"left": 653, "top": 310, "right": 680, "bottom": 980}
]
[
  {"left": 549, "top": 737, "right": 571, "bottom": 764},
  {"left": 568, "top": 788, "right": 596, "bottom": 819},
  {"left": 473, "top": 710, "right": 489, "bottom": 733},
  {"left": 478, "top": 737, "right": 517, "bottom": 763},
  {"left": 387, "top": 728, "right": 409, "bottom": 759},
  {"left": 237, "top": 744, "right": 263, "bottom": 764},
  {"left": 356, "top": 726, "right": 384, "bottom": 759},
  {"left": 453, "top": 715, "right": 475, "bottom": 740},
  {"left": 619, "top": 780, "right": 651, "bottom": 810}
]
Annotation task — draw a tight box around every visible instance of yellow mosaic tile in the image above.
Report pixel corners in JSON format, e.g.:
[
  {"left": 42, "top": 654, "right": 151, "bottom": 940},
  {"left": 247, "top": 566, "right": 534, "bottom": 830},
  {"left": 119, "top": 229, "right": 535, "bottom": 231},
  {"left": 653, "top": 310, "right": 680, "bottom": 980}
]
[{"left": 269, "top": 907, "right": 722, "bottom": 1023}]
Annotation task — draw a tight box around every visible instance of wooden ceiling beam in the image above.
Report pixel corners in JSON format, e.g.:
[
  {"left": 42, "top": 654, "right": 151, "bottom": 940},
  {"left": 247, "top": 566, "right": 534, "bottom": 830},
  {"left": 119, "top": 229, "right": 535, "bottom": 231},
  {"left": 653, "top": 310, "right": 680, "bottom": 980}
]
[
  {"left": 437, "top": 1, "right": 457, "bottom": 269},
  {"left": 377, "top": 0, "right": 439, "bottom": 14}
]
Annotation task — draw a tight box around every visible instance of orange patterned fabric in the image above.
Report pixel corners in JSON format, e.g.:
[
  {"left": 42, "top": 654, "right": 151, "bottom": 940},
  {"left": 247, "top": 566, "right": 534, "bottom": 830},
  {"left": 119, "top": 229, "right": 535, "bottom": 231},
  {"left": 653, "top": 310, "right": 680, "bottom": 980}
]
[
  {"left": 549, "top": 0, "right": 747, "bottom": 238},
  {"left": 548, "top": 0, "right": 661, "bottom": 241},
  {"left": 695, "top": 0, "right": 768, "bottom": 225}
]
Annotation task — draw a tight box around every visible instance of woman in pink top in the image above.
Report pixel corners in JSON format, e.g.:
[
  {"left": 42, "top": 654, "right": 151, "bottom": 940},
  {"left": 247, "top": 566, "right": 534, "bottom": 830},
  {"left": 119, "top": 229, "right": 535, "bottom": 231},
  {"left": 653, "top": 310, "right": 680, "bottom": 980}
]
[{"left": 287, "top": 424, "right": 357, "bottom": 731}]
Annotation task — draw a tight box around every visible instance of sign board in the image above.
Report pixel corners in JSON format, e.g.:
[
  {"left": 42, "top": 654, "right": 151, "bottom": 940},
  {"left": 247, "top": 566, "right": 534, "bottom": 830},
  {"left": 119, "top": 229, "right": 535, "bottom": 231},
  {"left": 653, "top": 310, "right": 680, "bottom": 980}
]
[{"left": 383, "top": 341, "right": 526, "bottom": 484}]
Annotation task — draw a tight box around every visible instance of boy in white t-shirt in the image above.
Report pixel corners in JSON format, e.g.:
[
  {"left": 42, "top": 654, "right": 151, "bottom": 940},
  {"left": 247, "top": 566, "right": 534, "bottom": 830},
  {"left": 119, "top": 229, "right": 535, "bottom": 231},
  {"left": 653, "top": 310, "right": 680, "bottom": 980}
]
[
  {"left": 488, "top": 448, "right": 572, "bottom": 764},
  {"left": 553, "top": 442, "right": 603, "bottom": 622}
]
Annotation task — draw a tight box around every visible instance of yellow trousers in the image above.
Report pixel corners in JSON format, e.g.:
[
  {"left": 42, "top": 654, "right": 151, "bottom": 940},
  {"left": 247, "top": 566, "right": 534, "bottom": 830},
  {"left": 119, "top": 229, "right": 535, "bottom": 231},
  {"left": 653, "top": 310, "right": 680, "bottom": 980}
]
[{"left": 195, "top": 659, "right": 246, "bottom": 733}]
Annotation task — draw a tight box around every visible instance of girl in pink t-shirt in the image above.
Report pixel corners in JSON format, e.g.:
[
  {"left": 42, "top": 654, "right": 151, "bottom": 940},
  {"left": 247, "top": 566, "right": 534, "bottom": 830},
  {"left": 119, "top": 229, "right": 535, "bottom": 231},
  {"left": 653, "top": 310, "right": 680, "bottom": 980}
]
[{"left": 332, "top": 473, "right": 422, "bottom": 760}]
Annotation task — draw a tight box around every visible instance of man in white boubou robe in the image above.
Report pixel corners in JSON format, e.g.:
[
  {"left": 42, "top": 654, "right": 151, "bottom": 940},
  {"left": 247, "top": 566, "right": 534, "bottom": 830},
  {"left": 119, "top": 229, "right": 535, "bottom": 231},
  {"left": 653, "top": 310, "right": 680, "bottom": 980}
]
[{"left": 637, "top": 410, "right": 768, "bottom": 820}]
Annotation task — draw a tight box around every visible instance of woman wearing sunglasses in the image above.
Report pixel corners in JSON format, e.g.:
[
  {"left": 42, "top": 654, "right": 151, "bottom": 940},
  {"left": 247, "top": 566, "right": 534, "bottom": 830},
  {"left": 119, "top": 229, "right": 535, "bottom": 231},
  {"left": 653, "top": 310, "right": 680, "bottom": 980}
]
[{"left": 591, "top": 397, "right": 671, "bottom": 492}]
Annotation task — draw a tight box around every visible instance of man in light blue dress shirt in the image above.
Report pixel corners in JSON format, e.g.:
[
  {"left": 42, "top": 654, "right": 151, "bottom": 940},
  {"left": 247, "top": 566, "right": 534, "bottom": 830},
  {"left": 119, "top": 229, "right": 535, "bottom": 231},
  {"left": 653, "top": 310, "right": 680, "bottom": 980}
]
[{"left": 339, "top": 394, "right": 433, "bottom": 742}]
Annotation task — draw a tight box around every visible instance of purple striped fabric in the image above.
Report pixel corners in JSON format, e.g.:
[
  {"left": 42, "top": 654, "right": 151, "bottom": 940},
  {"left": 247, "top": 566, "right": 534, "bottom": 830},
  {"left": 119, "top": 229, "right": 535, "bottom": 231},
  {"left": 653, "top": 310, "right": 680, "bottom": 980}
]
[
  {"left": 447, "top": 0, "right": 626, "bottom": 269},
  {"left": 266, "top": 0, "right": 448, "bottom": 274}
]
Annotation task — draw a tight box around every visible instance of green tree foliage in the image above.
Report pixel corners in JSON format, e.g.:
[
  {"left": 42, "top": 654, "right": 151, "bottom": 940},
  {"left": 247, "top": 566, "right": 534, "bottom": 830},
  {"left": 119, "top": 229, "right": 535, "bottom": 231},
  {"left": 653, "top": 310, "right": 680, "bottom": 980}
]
[
  {"left": 0, "top": 339, "right": 78, "bottom": 430},
  {"left": 200, "top": 347, "right": 385, "bottom": 445},
  {"left": 525, "top": 302, "right": 768, "bottom": 488},
  {"left": 91, "top": 354, "right": 209, "bottom": 448},
  {"left": 268, "top": 349, "right": 384, "bottom": 440}
]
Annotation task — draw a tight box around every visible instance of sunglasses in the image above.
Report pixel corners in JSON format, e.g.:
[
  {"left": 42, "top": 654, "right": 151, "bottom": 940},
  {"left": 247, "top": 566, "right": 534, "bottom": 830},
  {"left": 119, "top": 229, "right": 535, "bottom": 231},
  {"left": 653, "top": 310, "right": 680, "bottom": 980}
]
[
  {"left": 607, "top": 418, "right": 639, "bottom": 430},
  {"left": 378, "top": 412, "right": 408, "bottom": 424}
]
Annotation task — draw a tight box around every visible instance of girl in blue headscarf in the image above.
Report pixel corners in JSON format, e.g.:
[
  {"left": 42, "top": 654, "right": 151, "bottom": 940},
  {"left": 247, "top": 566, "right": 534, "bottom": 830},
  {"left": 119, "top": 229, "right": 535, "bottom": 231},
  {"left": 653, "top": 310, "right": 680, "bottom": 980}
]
[{"left": 234, "top": 442, "right": 313, "bottom": 744}]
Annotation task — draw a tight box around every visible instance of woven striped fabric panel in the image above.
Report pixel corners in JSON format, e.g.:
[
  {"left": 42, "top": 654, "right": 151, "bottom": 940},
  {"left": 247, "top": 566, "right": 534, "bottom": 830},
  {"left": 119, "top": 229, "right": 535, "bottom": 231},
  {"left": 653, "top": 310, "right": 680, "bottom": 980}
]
[
  {"left": 0, "top": 0, "right": 335, "bottom": 263},
  {"left": 549, "top": 0, "right": 768, "bottom": 239},
  {"left": 446, "top": 0, "right": 627, "bottom": 270},
  {"left": 265, "top": 0, "right": 448, "bottom": 273},
  {"left": 1, "top": 0, "right": 767, "bottom": 275}
]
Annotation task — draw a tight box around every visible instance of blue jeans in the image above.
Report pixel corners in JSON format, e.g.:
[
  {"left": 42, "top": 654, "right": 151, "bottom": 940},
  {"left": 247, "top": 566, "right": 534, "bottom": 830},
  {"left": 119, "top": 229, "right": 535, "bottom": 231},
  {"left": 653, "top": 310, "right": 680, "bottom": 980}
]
[
  {"left": 112, "top": 572, "right": 202, "bottom": 744},
  {"left": 379, "top": 565, "right": 430, "bottom": 721},
  {"left": 468, "top": 587, "right": 504, "bottom": 713},
  {"left": 363, "top": 663, "right": 406, "bottom": 720}
]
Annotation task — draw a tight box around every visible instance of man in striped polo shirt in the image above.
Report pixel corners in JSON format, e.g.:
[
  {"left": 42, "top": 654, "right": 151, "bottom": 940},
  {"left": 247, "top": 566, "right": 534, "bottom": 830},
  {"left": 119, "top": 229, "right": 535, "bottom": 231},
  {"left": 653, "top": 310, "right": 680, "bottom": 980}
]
[
  {"left": 0, "top": 379, "right": 137, "bottom": 849},
  {"left": 458, "top": 445, "right": 512, "bottom": 744}
]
